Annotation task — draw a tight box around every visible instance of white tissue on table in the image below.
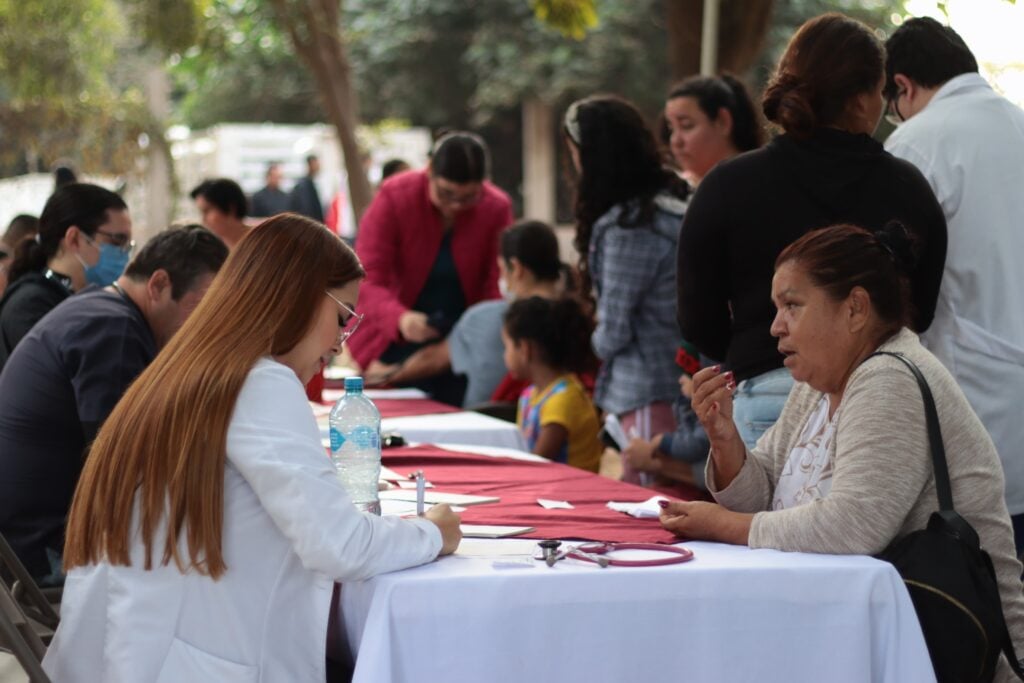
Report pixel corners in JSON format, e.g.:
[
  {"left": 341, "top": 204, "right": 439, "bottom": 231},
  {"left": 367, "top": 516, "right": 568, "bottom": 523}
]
[
  {"left": 606, "top": 496, "right": 669, "bottom": 519},
  {"left": 537, "top": 498, "right": 574, "bottom": 510}
]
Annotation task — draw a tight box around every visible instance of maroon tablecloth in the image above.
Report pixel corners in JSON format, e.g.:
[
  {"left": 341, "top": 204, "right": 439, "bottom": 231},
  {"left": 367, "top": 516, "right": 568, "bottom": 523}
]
[{"left": 382, "top": 446, "right": 702, "bottom": 543}]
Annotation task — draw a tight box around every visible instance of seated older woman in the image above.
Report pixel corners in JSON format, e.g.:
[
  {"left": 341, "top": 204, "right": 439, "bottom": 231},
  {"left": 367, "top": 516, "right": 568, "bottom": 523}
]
[{"left": 661, "top": 223, "right": 1024, "bottom": 676}]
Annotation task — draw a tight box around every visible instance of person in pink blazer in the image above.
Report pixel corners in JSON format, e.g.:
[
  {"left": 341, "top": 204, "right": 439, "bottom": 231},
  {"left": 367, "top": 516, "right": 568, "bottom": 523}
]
[{"left": 351, "top": 132, "right": 513, "bottom": 405}]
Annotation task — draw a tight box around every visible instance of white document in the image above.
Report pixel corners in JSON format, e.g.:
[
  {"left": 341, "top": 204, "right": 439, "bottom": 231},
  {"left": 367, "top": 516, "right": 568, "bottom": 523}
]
[
  {"left": 379, "top": 466, "right": 406, "bottom": 482},
  {"left": 460, "top": 524, "right": 535, "bottom": 538},
  {"left": 396, "top": 479, "right": 434, "bottom": 490},
  {"left": 379, "top": 490, "right": 499, "bottom": 507},
  {"left": 602, "top": 414, "right": 628, "bottom": 450}
]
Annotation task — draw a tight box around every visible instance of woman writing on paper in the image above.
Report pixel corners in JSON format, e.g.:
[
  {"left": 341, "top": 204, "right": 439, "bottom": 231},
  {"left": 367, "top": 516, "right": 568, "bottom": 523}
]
[
  {"left": 43, "top": 214, "right": 462, "bottom": 682},
  {"left": 660, "top": 223, "right": 1024, "bottom": 679}
]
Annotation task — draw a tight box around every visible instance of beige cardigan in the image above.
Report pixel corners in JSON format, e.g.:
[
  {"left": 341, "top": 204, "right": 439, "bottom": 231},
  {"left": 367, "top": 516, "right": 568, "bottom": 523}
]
[{"left": 709, "top": 328, "right": 1024, "bottom": 679}]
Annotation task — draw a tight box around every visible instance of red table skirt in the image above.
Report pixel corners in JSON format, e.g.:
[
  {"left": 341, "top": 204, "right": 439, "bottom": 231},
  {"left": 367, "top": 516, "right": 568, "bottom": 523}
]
[{"left": 382, "top": 446, "right": 703, "bottom": 544}]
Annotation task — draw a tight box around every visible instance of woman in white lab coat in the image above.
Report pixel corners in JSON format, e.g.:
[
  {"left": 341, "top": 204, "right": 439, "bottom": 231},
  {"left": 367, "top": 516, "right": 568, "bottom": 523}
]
[{"left": 42, "top": 214, "right": 462, "bottom": 682}]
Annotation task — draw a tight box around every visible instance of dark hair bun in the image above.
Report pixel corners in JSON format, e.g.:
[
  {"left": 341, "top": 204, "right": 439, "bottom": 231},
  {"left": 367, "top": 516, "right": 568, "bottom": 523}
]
[
  {"left": 874, "top": 220, "right": 917, "bottom": 273},
  {"left": 762, "top": 74, "right": 817, "bottom": 137}
]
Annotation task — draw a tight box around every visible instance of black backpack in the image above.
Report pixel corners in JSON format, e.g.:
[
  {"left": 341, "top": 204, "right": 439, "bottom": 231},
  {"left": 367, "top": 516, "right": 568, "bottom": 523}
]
[{"left": 873, "top": 352, "right": 1024, "bottom": 682}]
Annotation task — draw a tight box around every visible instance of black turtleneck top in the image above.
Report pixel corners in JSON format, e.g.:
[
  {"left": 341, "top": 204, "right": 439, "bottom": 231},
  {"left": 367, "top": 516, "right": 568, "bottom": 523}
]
[{"left": 677, "top": 128, "right": 948, "bottom": 381}]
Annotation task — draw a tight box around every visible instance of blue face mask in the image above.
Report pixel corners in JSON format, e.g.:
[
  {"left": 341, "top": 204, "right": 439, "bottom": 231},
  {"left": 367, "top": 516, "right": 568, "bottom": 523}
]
[{"left": 84, "top": 243, "right": 131, "bottom": 286}]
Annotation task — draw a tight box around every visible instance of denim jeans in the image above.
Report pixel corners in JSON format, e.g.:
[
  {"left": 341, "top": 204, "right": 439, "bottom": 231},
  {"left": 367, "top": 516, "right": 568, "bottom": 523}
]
[{"left": 732, "top": 367, "right": 794, "bottom": 450}]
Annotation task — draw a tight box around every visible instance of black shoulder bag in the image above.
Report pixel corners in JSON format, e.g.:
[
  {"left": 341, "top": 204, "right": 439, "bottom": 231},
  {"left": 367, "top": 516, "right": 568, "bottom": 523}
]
[{"left": 872, "top": 351, "right": 1024, "bottom": 682}]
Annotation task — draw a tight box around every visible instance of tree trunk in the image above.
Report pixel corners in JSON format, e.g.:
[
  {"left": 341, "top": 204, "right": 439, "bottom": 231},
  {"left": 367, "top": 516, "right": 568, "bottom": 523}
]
[
  {"left": 268, "top": 0, "right": 374, "bottom": 225},
  {"left": 521, "top": 98, "right": 556, "bottom": 223},
  {"left": 666, "top": 0, "right": 776, "bottom": 81}
]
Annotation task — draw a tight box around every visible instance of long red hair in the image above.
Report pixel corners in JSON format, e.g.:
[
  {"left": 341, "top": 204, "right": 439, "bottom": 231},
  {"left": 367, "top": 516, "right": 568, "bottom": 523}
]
[{"left": 64, "top": 214, "right": 365, "bottom": 578}]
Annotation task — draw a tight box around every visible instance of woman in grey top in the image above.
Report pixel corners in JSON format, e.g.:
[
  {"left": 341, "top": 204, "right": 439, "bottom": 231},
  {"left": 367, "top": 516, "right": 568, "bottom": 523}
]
[{"left": 661, "top": 223, "right": 1023, "bottom": 680}]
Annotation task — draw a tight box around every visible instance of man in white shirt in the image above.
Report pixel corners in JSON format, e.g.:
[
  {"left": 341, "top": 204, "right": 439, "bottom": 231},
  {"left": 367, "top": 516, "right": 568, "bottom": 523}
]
[{"left": 884, "top": 17, "right": 1024, "bottom": 554}]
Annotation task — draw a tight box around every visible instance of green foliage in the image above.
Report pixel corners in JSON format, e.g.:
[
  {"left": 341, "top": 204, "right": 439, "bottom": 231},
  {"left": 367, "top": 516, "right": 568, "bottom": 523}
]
[
  {"left": 0, "top": 0, "right": 118, "bottom": 100},
  {"left": 346, "top": 0, "right": 669, "bottom": 128},
  {"left": 0, "top": 0, "right": 151, "bottom": 174},
  {"left": 121, "top": 0, "right": 207, "bottom": 54},
  {"left": 169, "top": 0, "right": 320, "bottom": 128},
  {"left": 753, "top": 0, "right": 905, "bottom": 85}
]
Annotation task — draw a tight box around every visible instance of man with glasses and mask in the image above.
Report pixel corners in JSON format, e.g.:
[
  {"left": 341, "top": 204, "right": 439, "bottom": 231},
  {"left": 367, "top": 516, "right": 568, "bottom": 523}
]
[
  {"left": 352, "top": 131, "right": 513, "bottom": 406},
  {"left": 0, "top": 225, "right": 228, "bottom": 583},
  {"left": 884, "top": 17, "right": 1024, "bottom": 554}
]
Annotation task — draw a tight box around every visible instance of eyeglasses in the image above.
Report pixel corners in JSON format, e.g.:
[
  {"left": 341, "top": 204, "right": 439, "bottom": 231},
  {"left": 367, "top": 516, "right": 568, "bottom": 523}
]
[
  {"left": 84, "top": 230, "right": 136, "bottom": 254},
  {"left": 431, "top": 178, "right": 482, "bottom": 208},
  {"left": 325, "top": 291, "right": 364, "bottom": 346},
  {"left": 884, "top": 91, "right": 906, "bottom": 127}
]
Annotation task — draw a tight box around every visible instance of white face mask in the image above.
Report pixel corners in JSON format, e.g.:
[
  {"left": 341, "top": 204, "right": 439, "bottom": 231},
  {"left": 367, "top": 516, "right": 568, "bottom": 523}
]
[{"left": 498, "top": 277, "right": 513, "bottom": 301}]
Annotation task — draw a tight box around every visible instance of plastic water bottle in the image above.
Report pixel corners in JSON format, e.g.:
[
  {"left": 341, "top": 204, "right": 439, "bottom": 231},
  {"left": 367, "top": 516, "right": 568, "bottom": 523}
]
[{"left": 329, "top": 377, "right": 382, "bottom": 515}]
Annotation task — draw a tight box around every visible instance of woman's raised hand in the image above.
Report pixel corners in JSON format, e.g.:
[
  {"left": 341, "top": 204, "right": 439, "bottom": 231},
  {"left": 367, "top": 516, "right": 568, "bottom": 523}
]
[
  {"left": 691, "top": 365, "right": 748, "bottom": 488},
  {"left": 691, "top": 365, "right": 738, "bottom": 443}
]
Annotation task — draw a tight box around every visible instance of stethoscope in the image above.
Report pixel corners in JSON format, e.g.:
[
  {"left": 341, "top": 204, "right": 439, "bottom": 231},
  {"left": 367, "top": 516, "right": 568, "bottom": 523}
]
[{"left": 535, "top": 540, "right": 694, "bottom": 568}]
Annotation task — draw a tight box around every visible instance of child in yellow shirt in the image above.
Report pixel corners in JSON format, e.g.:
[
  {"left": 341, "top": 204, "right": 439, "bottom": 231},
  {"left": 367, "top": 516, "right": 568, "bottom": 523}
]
[{"left": 502, "top": 297, "right": 603, "bottom": 472}]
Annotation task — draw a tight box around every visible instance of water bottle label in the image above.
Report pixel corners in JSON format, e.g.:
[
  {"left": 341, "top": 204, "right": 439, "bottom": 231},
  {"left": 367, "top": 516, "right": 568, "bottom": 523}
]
[
  {"left": 349, "top": 425, "right": 380, "bottom": 450},
  {"left": 329, "top": 427, "right": 345, "bottom": 452}
]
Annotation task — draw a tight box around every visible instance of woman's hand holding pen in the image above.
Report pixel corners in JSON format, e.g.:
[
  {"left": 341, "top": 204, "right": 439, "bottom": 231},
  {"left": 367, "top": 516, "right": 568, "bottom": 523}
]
[{"left": 424, "top": 504, "right": 462, "bottom": 555}]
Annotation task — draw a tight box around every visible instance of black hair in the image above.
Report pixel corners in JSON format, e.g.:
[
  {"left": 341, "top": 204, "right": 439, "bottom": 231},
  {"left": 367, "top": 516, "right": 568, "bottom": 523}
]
[
  {"left": 776, "top": 221, "right": 917, "bottom": 333},
  {"left": 503, "top": 296, "right": 596, "bottom": 374},
  {"left": 123, "top": 225, "right": 229, "bottom": 300},
  {"left": 8, "top": 183, "right": 127, "bottom": 284},
  {"left": 762, "top": 13, "right": 884, "bottom": 138},
  {"left": 499, "top": 220, "right": 562, "bottom": 283},
  {"left": 3, "top": 214, "right": 40, "bottom": 249},
  {"left": 664, "top": 74, "right": 763, "bottom": 152},
  {"left": 565, "top": 95, "right": 690, "bottom": 295},
  {"left": 190, "top": 178, "right": 248, "bottom": 219},
  {"left": 381, "top": 158, "right": 410, "bottom": 180},
  {"left": 430, "top": 132, "right": 489, "bottom": 183},
  {"left": 305, "top": 154, "right": 319, "bottom": 165},
  {"left": 53, "top": 165, "right": 78, "bottom": 190},
  {"left": 884, "top": 17, "right": 978, "bottom": 100}
]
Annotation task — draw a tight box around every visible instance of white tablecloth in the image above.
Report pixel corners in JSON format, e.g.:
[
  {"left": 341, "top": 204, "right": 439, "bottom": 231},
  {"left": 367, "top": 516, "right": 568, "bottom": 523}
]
[
  {"left": 318, "top": 410, "right": 526, "bottom": 451},
  {"left": 340, "top": 540, "right": 935, "bottom": 683},
  {"left": 381, "top": 412, "right": 526, "bottom": 451}
]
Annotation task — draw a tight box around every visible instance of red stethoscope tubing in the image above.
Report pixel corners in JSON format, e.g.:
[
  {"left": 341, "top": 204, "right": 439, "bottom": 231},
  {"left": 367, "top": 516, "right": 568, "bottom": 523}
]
[{"left": 567, "top": 542, "right": 694, "bottom": 567}]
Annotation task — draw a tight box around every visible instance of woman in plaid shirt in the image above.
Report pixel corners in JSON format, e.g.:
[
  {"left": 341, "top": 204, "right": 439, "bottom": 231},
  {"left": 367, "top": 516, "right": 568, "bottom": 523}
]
[{"left": 564, "top": 95, "right": 690, "bottom": 484}]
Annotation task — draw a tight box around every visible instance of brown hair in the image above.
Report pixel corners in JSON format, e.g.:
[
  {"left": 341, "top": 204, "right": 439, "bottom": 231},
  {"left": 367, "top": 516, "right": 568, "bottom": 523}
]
[
  {"left": 64, "top": 213, "right": 365, "bottom": 578},
  {"left": 775, "top": 222, "right": 916, "bottom": 333},
  {"left": 762, "top": 13, "right": 884, "bottom": 138}
]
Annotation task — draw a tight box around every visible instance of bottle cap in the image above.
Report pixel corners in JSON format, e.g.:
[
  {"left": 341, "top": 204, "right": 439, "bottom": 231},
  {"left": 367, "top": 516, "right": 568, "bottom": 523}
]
[{"left": 344, "top": 376, "right": 364, "bottom": 393}]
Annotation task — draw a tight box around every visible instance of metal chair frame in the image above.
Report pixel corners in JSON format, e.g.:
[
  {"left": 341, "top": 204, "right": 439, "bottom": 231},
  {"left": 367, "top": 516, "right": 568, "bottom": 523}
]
[
  {"left": 0, "top": 534, "right": 58, "bottom": 632},
  {"left": 0, "top": 583, "right": 51, "bottom": 683}
]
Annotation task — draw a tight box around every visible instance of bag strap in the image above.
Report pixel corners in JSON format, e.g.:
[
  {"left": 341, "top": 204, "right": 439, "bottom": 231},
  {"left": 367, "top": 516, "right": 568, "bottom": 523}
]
[
  {"left": 873, "top": 353, "right": 1024, "bottom": 679},
  {"left": 869, "top": 351, "right": 953, "bottom": 511},
  {"left": 1001, "top": 602, "right": 1024, "bottom": 679}
]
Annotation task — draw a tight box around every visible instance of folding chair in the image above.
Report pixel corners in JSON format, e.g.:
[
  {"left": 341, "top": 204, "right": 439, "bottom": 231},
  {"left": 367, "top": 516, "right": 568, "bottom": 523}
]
[
  {"left": 0, "top": 583, "right": 51, "bottom": 683},
  {"left": 0, "top": 537, "right": 58, "bottom": 635},
  {"left": 0, "top": 535, "right": 58, "bottom": 633}
]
